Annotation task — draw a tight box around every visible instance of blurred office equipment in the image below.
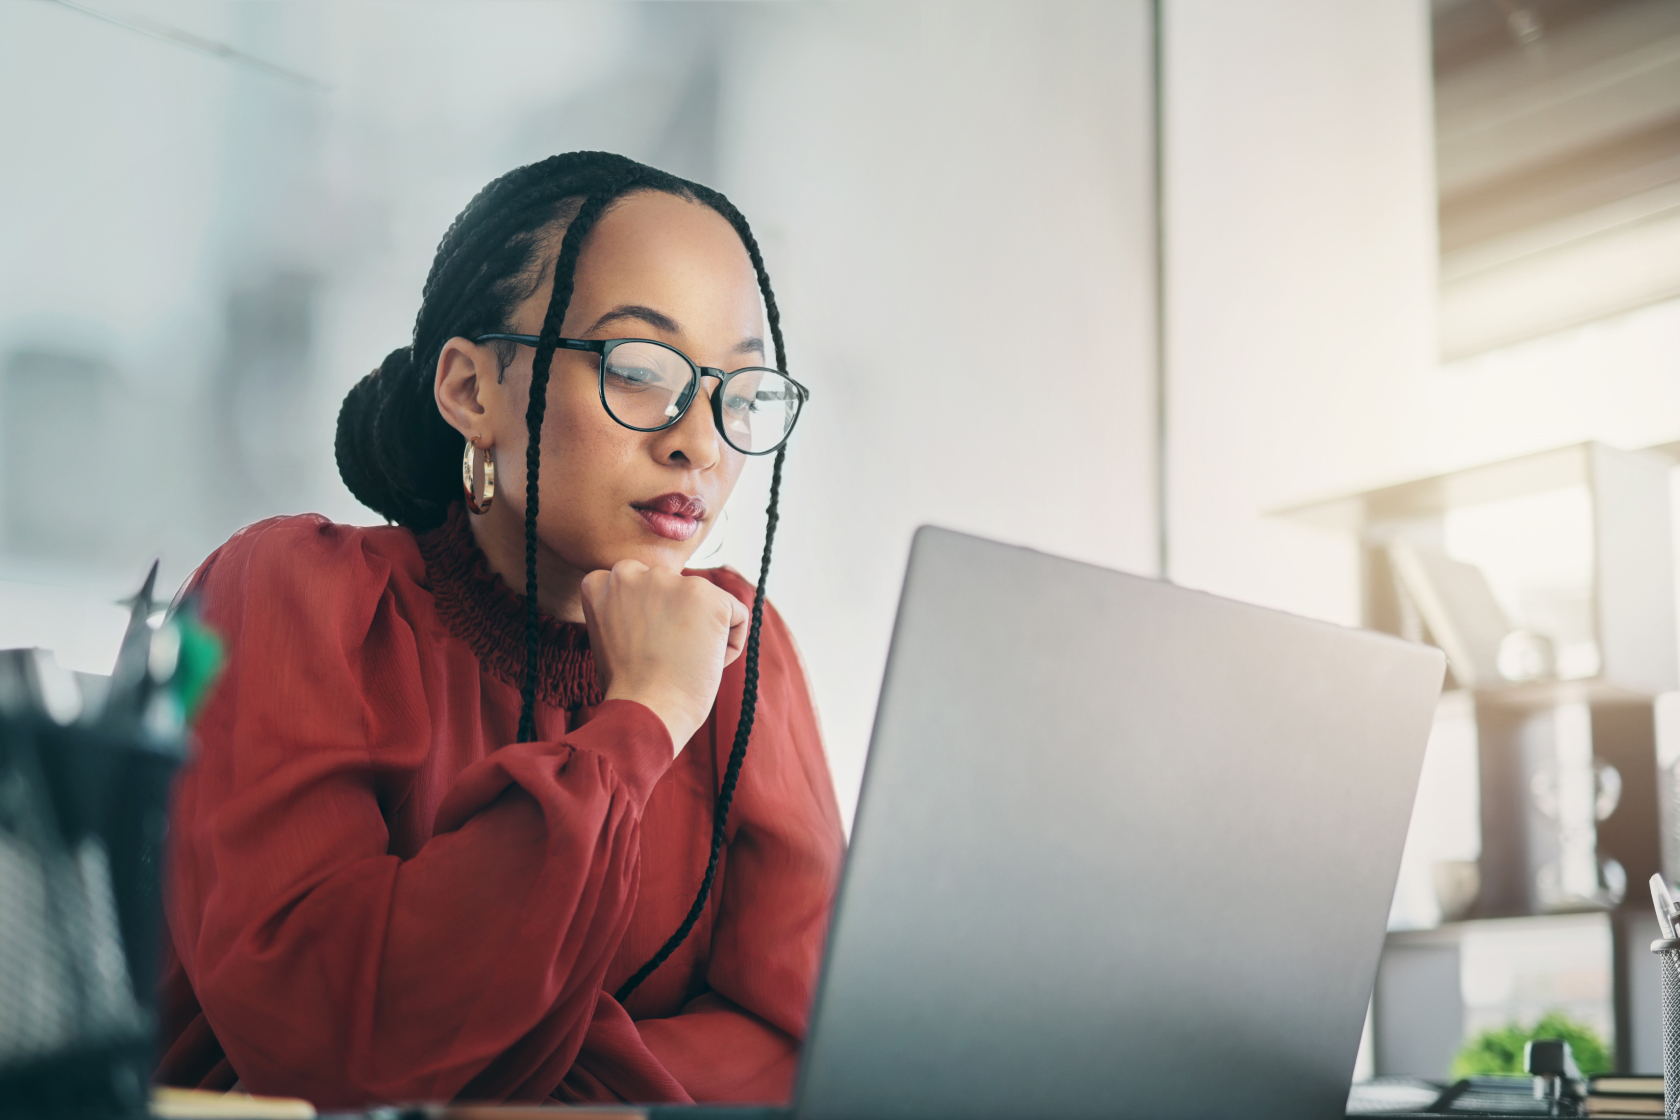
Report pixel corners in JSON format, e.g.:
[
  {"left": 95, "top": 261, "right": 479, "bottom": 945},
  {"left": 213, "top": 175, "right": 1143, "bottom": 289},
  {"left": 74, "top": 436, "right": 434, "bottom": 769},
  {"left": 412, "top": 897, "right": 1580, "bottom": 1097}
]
[
  {"left": 1349, "top": 1047, "right": 1599, "bottom": 1118},
  {"left": 1375, "top": 914, "right": 1617, "bottom": 1082},
  {"left": 0, "top": 569, "right": 200, "bottom": 1117},
  {"left": 1582, "top": 1073, "right": 1664, "bottom": 1118},
  {"left": 1285, "top": 442, "right": 1679, "bottom": 1075},
  {"left": 2, "top": 349, "right": 129, "bottom": 561}
]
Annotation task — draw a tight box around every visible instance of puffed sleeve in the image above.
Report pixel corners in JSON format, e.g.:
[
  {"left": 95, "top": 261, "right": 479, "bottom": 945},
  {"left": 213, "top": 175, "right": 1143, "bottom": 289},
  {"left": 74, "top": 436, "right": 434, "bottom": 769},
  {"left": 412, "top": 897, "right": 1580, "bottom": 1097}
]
[
  {"left": 162, "top": 517, "right": 674, "bottom": 1110},
  {"left": 557, "top": 577, "right": 846, "bottom": 1104}
]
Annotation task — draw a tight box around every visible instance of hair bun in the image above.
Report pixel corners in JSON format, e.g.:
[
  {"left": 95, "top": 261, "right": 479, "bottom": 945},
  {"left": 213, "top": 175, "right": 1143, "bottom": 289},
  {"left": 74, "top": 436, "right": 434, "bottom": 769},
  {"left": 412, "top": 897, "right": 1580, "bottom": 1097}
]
[{"left": 335, "top": 346, "right": 460, "bottom": 529}]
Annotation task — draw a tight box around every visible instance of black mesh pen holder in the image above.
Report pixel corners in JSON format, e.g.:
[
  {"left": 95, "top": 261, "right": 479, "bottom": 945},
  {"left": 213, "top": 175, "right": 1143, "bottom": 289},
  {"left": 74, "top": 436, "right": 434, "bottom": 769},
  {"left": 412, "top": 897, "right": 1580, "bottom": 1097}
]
[
  {"left": 0, "top": 649, "right": 183, "bottom": 1119},
  {"left": 1654, "top": 936, "right": 1680, "bottom": 1120}
]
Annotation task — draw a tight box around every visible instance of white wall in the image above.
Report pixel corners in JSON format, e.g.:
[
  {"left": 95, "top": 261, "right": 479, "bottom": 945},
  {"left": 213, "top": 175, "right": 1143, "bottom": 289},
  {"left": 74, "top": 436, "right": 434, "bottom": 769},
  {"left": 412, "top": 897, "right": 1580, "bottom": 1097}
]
[
  {"left": 0, "top": 1, "right": 656, "bottom": 662},
  {"left": 1162, "top": 0, "right": 1440, "bottom": 624},
  {"left": 711, "top": 2, "right": 1160, "bottom": 820}
]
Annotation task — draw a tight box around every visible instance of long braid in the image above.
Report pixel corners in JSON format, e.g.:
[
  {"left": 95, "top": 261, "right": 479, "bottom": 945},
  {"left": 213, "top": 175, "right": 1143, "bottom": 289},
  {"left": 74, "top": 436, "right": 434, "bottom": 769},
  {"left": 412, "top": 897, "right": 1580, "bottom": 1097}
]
[
  {"left": 516, "top": 185, "right": 637, "bottom": 742},
  {"left": 615, "top": 199, "right": 790, "bottom": 1002},
  {"left": 615, "top": 444, "right": 786, "bottom": 1002}
]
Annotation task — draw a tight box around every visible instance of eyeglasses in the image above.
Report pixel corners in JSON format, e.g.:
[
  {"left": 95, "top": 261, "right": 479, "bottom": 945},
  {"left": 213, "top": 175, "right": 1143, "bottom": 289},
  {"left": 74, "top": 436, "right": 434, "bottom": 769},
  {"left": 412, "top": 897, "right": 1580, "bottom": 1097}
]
[{"left": 473, "top": 334, "right": 809, "bottom": 456}]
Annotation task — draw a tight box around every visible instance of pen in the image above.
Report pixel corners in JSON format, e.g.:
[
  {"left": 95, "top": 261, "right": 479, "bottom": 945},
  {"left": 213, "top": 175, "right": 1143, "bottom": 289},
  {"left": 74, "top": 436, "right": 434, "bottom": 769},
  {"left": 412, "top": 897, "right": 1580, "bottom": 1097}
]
[
  {"left": 1651, "top": 873, "right": 1677, "bottom": 939},
  {"left": 102, "top": 559, "right": 160, "bottom": 735}
]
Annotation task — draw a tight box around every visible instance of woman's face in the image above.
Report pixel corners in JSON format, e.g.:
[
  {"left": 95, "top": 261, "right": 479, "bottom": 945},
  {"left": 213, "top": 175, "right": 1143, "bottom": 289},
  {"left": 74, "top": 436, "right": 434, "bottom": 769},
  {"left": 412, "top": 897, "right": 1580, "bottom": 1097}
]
[{"left": 438, "top": 190, "right": 765, "bottom": 597}]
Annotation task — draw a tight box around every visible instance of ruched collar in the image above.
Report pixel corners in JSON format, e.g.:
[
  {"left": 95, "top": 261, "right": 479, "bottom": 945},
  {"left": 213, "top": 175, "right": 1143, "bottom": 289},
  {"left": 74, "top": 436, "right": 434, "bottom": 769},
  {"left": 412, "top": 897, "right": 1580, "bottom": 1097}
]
[{"left": 414, "top": 503, "right": 604, "bottom": 711}]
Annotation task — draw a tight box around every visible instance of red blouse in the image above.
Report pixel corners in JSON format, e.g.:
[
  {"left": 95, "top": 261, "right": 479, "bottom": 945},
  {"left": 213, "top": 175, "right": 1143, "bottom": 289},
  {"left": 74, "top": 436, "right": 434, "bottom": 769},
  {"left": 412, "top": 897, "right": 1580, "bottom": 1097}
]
[{"left": 155, "top": 505, "right": 845, "bottom": 1109}]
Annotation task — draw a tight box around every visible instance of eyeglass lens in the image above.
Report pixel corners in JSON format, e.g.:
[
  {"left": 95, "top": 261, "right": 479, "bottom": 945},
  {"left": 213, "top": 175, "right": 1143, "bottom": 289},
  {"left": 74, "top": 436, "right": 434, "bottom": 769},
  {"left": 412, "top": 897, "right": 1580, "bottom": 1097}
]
[{"left": 601, "top": 341, "right": 800, "bottom": 454}]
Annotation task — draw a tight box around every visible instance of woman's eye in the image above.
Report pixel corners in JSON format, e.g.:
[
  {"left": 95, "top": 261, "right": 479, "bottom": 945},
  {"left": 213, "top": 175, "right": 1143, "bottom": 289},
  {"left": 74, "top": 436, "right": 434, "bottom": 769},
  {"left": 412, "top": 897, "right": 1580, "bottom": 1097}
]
[
  {"left": 606, "top": 364, "right": 663, "bottom": 389},
  {"left": 727, "top": 386, "right": 793, "bottom": 415}
]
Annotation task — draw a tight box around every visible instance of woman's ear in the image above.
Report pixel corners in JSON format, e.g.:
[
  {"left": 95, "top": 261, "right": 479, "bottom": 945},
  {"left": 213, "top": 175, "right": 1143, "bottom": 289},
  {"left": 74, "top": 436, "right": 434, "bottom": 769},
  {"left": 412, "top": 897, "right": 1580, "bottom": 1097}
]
[{"left": 435, "top": 337, "right": 496, "bottom": 444}]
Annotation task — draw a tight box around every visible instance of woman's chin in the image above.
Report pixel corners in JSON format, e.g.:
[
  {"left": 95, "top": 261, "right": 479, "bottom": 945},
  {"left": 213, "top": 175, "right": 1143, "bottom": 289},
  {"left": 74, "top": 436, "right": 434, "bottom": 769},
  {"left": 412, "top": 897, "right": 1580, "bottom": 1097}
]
[{"left": 618, "top": 536, "right": 704, "bottom": 572}]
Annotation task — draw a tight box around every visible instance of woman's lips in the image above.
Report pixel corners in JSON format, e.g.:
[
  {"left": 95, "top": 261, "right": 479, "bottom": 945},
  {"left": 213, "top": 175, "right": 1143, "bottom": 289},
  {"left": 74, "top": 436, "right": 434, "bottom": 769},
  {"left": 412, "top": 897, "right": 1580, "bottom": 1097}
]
[{"left": 631, "top": 493, "right": 707, "bottom": 542}]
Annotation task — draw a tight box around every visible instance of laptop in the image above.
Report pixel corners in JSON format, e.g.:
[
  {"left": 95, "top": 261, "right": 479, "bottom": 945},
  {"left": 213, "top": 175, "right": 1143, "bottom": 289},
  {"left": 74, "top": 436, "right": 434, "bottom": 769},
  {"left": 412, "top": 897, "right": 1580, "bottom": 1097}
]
[{"left": 656, "top": 526, "right": 1445, "bottom": 1120}]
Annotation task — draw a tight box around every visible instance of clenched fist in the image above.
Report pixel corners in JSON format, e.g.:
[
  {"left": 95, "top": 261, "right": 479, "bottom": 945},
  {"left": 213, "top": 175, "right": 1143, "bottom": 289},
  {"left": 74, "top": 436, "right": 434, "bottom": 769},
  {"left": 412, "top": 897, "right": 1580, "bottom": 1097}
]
[{"left": 579, "top": 560, "right": 749, "bottom": 754}]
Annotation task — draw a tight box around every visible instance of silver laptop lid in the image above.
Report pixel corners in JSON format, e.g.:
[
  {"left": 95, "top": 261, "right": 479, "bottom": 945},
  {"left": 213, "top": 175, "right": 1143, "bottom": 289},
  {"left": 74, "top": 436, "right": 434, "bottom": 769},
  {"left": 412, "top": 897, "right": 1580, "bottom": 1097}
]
[{"left": 797, "top": 527, "right": 1443, "bottom": 1120}]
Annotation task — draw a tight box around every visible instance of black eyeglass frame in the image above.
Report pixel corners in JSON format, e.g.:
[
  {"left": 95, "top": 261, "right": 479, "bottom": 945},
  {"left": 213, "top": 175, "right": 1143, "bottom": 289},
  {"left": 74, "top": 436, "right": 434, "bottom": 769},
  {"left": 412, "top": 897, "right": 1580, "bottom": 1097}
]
[{"left": 473, "top": 334, "right": 810, "bottom": 456}]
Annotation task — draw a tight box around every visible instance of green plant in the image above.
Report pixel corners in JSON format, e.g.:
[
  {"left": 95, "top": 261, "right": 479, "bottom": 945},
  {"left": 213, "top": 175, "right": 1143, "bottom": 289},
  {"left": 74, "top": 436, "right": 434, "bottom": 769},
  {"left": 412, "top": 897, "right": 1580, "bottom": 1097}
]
[{"left": 1450, "top": 1011, "right": 1611, "bottom": 1080}]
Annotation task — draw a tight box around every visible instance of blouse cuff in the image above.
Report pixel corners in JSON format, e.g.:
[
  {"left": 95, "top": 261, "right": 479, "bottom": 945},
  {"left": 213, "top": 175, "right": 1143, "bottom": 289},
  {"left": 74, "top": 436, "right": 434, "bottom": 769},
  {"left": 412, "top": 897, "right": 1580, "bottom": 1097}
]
[{"left": 569, "top": 699, "right": 676, "bottom": 807}]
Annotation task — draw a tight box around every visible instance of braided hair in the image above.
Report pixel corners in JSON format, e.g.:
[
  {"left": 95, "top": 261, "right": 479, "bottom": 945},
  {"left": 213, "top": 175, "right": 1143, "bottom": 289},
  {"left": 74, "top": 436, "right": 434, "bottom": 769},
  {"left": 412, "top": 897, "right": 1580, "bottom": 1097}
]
[{"left": 335, "top": 152, "right": 791, "bottom": 1003}]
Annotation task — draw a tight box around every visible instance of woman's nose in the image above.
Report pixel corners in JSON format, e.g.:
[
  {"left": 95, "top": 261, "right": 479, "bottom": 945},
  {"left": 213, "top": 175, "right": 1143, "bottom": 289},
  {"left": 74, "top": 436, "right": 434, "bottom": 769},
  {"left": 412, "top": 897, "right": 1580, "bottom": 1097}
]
[{"left": 654, "top": 376, "right": 722, "bottom": 469}]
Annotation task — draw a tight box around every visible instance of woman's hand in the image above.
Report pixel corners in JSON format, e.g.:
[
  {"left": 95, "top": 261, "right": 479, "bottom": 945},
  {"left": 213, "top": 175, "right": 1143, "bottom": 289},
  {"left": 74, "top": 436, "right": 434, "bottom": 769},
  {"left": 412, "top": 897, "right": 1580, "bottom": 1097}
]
[{"left": 580, "top": 560, "right": 749, "bottom": 754}]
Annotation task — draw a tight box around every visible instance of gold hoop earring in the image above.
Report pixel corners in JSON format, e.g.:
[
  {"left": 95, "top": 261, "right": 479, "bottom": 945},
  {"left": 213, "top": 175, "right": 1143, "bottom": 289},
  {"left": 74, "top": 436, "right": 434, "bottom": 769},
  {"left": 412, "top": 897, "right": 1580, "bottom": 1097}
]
[{"left": 462, "top": 439, "right": 495, "bottom": 514}]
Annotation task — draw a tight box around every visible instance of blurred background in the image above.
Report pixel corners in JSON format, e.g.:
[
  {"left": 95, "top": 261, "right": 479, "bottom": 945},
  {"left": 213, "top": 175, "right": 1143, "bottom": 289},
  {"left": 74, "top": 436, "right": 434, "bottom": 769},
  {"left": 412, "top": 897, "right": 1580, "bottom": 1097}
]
[{"left": 3, "top": 0, "right": 1680, "bottom": 1086}]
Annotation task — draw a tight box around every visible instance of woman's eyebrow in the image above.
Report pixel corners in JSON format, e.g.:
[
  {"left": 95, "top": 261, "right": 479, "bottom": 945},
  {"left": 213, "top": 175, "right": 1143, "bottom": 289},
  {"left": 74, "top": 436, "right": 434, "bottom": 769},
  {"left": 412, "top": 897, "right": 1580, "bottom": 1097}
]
[
  {"left": 586, "top": 304, "right": 681, "bottom": 335},
  {"left": 587, "top": 304, "right": 764, "bottom": 359}
]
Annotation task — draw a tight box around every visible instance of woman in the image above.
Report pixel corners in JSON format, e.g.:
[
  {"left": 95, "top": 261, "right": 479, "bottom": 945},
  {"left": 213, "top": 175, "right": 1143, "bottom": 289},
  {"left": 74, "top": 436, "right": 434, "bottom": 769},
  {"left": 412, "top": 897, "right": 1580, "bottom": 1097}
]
[{"left": 156, "top": 152, "right": 844, "bottom": 1109}]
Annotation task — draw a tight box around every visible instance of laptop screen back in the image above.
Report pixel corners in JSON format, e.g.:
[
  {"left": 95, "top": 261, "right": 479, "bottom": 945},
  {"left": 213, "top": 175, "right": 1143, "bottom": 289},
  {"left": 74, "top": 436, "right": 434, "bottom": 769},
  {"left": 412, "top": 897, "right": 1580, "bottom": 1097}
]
[{"left": 797, "top": 527, "right": 1443, "bottom": 1120}]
